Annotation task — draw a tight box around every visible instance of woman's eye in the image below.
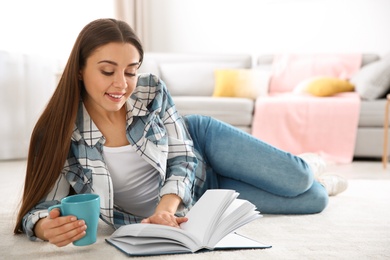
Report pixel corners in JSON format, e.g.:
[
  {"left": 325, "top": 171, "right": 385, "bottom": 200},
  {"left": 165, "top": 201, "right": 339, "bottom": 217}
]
[
  {"left": 101, "top": 71, "right": 114, "bottom": 76},
  {"left": 101, "top": 70, "right": 136, "bottom": 77},
  {"left": 125, "top": 72, "right": 136, "bottom": 77}
]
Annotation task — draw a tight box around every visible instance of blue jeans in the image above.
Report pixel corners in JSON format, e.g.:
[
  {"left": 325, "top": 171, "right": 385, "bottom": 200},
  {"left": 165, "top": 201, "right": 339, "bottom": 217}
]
[{"left": 184, "top": 115, "right": 328, "bottom": 214}]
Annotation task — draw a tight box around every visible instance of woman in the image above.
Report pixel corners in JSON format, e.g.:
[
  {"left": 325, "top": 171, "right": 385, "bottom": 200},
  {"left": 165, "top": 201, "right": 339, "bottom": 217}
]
[{"left": 14, "top": 18, "right": 346, "bottom": 247}]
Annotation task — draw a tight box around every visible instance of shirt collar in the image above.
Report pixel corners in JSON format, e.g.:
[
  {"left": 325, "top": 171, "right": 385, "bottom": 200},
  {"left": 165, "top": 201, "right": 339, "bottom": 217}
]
[{"left": 72, "top": 95, "right": 151, "bottom": 147}]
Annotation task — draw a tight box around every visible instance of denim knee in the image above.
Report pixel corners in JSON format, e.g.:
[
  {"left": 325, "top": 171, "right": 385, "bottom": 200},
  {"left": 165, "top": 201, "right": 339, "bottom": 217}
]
[
  {"left": 307, "top": 182, "right": 329, "bottom": 213},
  {"left": 282, "top": 166, "right": 315, "bottom": 197}
]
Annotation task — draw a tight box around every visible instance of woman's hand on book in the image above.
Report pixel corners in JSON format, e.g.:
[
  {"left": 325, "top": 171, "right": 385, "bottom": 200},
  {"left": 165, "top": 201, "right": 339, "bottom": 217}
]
[
  {"left": 141, "top": 210, "right": 188, "bottom": 228},
  {"left": 141, "top": 194, "right": 188, "bottom": 228}
]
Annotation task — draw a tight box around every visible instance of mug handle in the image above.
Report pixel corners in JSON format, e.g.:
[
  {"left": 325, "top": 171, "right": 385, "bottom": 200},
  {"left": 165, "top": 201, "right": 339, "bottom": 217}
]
[{"left": 48, "top": 204, "right": 63, "bottom": 215}]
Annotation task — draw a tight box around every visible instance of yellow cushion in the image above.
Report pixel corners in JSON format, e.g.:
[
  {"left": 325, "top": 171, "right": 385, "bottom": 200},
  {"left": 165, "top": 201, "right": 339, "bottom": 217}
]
[
  {"left": 295, "top": 77, "right": 355, "bottom": 97},
  {"left": 213, "top": 69, "right": 268, "bottom": 99}
]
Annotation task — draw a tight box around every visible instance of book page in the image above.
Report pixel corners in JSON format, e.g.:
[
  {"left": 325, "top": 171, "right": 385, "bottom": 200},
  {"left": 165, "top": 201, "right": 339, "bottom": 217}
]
[
  {"left": 214, "top": 233, "right": 271, "bottom": 249},
  {"left": 207, "top": 199, "right": 262, "bottom": 246},
  {"left": 106, "top": 238, "right": 191, "bottom": 256},
  {"left": 180, "top": 189, "right": 237, "bottom": 245},
  {"left": 110, "top": 223, "right": 201, "bottom": 252}
]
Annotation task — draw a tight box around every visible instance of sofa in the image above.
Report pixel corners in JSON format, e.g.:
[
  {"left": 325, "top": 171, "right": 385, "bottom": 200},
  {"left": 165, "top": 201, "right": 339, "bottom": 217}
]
[
  {"left": 255, "top": 53, "right": 390, "bottom": 160},
  {"left": 138, "top": 53, "right": 258, "bottom": 133},
  {"left": 2, "top": 51, "right": 387, "bottom": 160},
  {"left": 139, "top": 52, "right": 390, "bottom": 160}
]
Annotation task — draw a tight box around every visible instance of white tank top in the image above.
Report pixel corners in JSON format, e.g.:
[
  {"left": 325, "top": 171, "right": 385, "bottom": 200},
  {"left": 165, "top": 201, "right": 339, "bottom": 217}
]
[{"left": 102, "top": 144, "right": 160, "bottom": 218}]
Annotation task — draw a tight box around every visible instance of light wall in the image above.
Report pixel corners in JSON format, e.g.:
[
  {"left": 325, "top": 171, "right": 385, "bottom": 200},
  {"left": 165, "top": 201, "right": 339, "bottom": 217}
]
[
  {"left": 0, "top": 0, "right": 116, "bottom": 61},
  {"left": 1, "top": 0, "right": 388, "bottom": 59},
  {"left": 145, "top": 0, "right": 390, "bottom": 56},
  {"left": 0, "top": 0, "right": 116, "bottom": 160}
]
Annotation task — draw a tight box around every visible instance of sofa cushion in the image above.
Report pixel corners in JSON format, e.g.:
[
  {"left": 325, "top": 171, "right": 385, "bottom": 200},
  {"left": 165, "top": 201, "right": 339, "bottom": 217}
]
[
  {"left": 350, "top": 54, "right": 390, "bottom": 100},
  {"left": 138, "top": 59, "right": 160, "bottom": 77},
  {"left": 294, "top": 77, "right": 355, "bottom": 97},
  {"left": 172, "top": 96, "right": 254, "bottom": 127},
  {"left": 159, "top": 62, "right": 248, "bottom": 96},
  {"left": 358, "top": 99, "right": 387, "bottom": 127},
  {"left": 213, "top": 69, "right": 270, "bottom": 99}
]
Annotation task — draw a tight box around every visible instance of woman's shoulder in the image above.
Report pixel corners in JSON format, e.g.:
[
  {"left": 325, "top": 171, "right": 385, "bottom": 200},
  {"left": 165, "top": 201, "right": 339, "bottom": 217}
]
[
  {"left": 133, "top": 73, "right": 170, "bottom": 100},
  {"left": 136, "top": 73, "right": 166, "bottom": 90},
  {"left": 130, "top": 73, "right": 172, "bottom": 113}
]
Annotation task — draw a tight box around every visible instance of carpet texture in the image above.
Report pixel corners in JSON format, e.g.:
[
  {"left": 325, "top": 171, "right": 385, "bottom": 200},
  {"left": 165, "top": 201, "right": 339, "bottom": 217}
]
[{"left": 1, "top": 161, "right": 389, "bottom": 260}]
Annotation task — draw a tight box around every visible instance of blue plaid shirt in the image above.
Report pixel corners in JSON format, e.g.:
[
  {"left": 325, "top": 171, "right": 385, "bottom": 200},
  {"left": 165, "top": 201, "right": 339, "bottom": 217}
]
[{"left": 23, "top": 74, "right": 206, "bottom": 240}]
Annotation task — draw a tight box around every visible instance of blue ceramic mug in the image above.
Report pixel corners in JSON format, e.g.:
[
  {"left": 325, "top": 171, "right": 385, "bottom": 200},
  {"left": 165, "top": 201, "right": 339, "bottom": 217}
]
[{"left": 48, "top": 194, "right": 100, "bottom": 246}]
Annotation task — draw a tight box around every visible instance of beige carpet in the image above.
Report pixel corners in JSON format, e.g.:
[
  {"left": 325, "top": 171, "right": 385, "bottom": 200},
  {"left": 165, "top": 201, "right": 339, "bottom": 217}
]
[{"left": 1, "top": 160, "right": 389, "bottom": 260}]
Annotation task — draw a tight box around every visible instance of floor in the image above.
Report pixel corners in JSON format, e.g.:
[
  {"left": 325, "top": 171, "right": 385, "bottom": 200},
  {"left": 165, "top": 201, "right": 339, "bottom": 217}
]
[
  {"left": 326, "top": 158, "right": 390, "bottom": 180},
  {"left": 2, "top": 158, "right": 389, "bottom": 259},
  {"left": 1, "top": 157, "right": 389, "bottom": 182}
]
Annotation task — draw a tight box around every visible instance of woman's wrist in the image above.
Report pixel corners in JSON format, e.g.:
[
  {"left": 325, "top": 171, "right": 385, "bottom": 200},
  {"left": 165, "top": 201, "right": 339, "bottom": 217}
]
[
  {"left": 156, "top": 194, "right": 182, "bottom": 214},
  {"left": 34, "top": 217, "right": 48, "bottom": 241}
]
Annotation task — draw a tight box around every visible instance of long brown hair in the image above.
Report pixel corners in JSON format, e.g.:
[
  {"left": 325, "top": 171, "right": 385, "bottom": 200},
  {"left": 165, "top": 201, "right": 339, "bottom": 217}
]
[{"left": 14, "top": 18, "right": 144, "bottom": 234}]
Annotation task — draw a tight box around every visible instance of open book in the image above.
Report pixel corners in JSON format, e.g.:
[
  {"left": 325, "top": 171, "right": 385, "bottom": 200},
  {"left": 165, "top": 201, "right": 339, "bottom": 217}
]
[{"left": 106, "top": 189, "right": 271, "bottom": 256}]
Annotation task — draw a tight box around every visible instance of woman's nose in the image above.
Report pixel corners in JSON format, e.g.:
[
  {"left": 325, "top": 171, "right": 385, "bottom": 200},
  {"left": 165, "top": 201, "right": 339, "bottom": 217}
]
[{"left": 112, "top": 74, "right": 127, "bottom": 88}]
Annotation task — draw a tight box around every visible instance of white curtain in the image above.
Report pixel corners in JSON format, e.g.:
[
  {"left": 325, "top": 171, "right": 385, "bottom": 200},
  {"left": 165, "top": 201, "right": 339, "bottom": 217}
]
[
  {"left": 115, "top": 0, "right": 149, "bottom": 51},
  {"left": 0, "top": 51, "right": 58, "bottom": 160}
]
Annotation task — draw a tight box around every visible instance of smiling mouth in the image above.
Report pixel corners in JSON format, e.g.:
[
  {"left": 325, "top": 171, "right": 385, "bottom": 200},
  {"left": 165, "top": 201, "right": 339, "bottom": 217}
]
[{"left": 107, "top": 93, "right": 124, "bottom": 99}]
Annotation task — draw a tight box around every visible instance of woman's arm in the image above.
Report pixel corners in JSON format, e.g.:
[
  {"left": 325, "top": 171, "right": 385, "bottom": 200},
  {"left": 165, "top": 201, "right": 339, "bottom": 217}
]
[
  {"left": 134, "top": 75, "right": 199, "bottom": 210},
  {"left": 157, "top": 80, "right": 198, "bottom": 209},
  {"left": 22, "top": 161, "right": 74, "bottom": 241},
  {"left": 133, "top": 75, "right": 198, "bottom": 226}
]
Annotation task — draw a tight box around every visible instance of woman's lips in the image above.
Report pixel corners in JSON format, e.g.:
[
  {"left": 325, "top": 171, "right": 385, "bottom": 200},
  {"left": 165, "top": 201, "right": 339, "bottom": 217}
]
[{"left": 106, "top": 93, "right": 125, "bottom": 101}]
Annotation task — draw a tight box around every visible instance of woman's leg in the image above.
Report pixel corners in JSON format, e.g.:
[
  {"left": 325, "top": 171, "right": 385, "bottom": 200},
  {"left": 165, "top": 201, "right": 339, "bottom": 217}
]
[
  {"left": 184, "top": 115, "right": 328, "bottom": 214},
  {"left": 218, "top": 177, "right": 328, "bottom": 214}
]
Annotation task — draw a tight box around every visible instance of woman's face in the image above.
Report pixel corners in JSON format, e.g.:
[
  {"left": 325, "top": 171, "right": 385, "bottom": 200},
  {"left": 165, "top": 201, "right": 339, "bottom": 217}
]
[{"left": 80, "top": 42, "right": 140, "bottom": 114}]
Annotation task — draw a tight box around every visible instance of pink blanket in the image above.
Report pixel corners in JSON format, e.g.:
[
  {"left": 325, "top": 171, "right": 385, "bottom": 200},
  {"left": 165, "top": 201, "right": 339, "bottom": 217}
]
[
  {"left": 269, "top": 54, "right": 362, "bottom": 93},
  {"left": 252, "top": 92, "right": 361, "bottom": 163}
]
